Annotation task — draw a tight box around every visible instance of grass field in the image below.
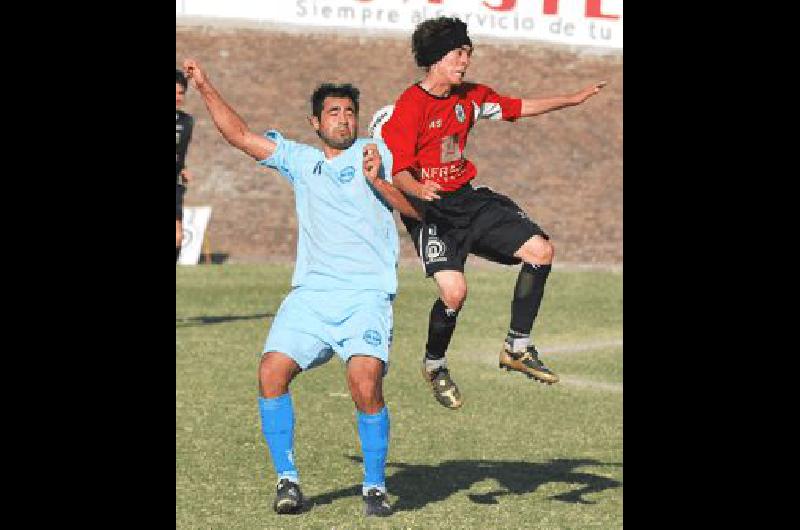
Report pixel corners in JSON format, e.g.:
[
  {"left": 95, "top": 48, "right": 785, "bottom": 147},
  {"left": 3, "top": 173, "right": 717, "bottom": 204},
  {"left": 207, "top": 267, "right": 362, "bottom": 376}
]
[{"left": 176, "top": 264, "right": 622, "bottom": 529}]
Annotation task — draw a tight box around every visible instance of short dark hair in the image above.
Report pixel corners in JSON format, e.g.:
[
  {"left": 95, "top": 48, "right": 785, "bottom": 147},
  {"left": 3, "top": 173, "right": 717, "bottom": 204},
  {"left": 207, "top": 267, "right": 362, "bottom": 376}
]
[
  {"left": 176, "top": 69, "right": 188, "bottom": 91},
  {"left": 311, "top": 83, "right": 360, "bottom": 119},
  {"left": 412, "top": 16, "right": 472, "bottom": 67}
]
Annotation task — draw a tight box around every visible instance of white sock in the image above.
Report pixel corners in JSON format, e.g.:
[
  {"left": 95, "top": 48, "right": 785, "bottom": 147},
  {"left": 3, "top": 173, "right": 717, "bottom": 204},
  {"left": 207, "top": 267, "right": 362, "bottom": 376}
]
[
  {"left": 363, "top": 484, "right": 387, "bottom": 496},
  {"left": 506, "top": 332, "right": 530, "bottom": 353},
  {"left": 423, "top": 356, "right": 448, "bottom": 373}
]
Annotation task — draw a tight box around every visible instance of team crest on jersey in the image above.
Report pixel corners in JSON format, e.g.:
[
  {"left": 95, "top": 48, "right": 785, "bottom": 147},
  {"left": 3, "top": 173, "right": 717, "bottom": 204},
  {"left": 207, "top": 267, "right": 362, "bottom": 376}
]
[
  {"left": 363, "top": 329, "right": 382, "bottom": 346},
  {"left": 454, "top": 103, "right": 466, "bottom": 123},
  {"left": 338, "top": 166, "right": 356, "bottom": 183}
]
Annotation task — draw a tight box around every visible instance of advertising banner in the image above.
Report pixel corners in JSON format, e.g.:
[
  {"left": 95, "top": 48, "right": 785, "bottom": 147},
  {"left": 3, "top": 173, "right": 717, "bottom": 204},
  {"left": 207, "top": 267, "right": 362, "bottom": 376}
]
[
  {"left": 178, "top": 206, "right": 212, "bottom": 265},
  {"left": 177, "top": 0, "right": 622, "bottom": 50}
]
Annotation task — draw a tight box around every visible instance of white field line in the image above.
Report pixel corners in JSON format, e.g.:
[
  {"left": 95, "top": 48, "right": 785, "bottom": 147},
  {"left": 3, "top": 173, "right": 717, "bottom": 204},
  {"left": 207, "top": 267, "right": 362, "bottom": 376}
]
[
  {"left": 559, "top": 375, "right": 622, "bottom": 393},
  {"left": 464, "top": 338, "right": 622, "bottom": 393},
  {"left": 466, "top": 339, "right": 622, "bottom": 363},
  {"left": 541, "top": 339, "right": 623, "bottom": 356},
  {"left": 539, "top": 339, "right": 623, "bottom": 392}
]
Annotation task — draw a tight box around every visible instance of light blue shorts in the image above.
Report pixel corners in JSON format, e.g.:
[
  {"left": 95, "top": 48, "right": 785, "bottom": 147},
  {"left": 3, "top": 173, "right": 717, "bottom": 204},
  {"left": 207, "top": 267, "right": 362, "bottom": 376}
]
[{"left": 263, "top": 288, "right": 394, "bottom": 374}]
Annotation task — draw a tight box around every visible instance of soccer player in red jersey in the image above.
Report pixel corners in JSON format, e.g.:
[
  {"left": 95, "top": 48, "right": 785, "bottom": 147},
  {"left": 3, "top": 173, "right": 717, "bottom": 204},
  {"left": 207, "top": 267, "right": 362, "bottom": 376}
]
[{"left": 372, "top": 16, "right": 606, "bottom": 409}]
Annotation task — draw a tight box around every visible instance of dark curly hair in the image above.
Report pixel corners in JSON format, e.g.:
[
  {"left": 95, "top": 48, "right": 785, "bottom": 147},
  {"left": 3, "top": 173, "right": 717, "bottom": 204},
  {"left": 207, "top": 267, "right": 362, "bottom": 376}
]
[
  {"left": 311, "top": 83, "right": 360, "bottom": 119},
  {"left": 412, "top": 16, "right": 472, "bottom": 67}
]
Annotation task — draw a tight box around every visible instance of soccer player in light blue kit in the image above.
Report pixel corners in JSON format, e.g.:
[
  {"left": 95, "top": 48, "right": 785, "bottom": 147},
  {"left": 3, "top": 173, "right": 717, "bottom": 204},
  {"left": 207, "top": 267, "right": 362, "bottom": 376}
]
[{"left": 182, "top": 59, "right": 440, "bottom": 517}]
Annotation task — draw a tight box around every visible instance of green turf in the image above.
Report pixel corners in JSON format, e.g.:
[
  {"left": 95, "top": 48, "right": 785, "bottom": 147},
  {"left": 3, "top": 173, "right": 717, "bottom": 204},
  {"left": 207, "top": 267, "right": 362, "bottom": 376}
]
[{"left": 176, "top": 264, "right": 622, "bottom": 529}]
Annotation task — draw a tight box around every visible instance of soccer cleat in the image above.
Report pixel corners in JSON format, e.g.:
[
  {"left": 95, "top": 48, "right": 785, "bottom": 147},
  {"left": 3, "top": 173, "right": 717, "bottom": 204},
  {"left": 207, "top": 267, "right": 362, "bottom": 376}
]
[
  {"left": 422, "top": 363, "right": 463, "bottom": 409},
  {"left": 363, "top": 488, "right": 393, "bottom": 517},
  {"left": 272, "top": 478, "right": 303, "bottom": 514},
  {"left": 499, "top": 343, "right": 559, "bottom": 384}
]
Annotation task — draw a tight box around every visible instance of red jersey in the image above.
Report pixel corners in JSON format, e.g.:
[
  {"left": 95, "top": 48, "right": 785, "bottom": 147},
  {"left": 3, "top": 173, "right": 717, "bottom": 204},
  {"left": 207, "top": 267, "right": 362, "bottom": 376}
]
[{"left": 380, "top": 82, "right": 522, "bottom": 192}]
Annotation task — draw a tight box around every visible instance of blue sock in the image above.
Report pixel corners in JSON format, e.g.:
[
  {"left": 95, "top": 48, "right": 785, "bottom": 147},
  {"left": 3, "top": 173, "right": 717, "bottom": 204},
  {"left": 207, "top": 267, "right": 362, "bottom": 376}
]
[
  {"left": 258, "top": 393, "right": 298, "bottom": 483},
  {"left": 357, "top": 407, "right": 390, "bottom": 494}
]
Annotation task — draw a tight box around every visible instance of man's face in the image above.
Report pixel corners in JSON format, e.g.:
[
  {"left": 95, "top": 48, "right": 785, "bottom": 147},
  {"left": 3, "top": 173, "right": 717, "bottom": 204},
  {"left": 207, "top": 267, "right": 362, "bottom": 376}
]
[
  {"left": 433, "top": 45, "right": 473, "bottom": 86},
  {"left": 313, "top": 96, "right": 358, "bottom": 150},
  {"left": 176, "top": 83, "right": 185, "bottom": 108}
]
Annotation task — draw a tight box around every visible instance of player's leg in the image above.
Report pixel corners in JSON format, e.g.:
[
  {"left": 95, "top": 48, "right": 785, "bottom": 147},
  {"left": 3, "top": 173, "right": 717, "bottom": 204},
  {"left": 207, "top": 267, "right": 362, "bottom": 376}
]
[
  {"left": 510, "top": 236, "right": 555, "bottom": 340},
  {"left": 423, "top": 270, "right": 466, "bottom": 409},
  {"left": 499, "top": 234, "right": 559, "bottom": 383},
  {"left": 258, "top": 351, "right": 303, "bottom": 514},
  {"left": 401, "top": 215, "right": 469, "bottom": 410},
  {"left": 258, "top": 290, "right": 334, "bottom": 514},
  {"left": 335, "top": 291, "right": 394, "bottom": 516},
  {"left": 258, "top": 351, "right": 305, "bottom": 514},
  {"left": 468, "top": 187, "right": 559, "bottom": 384},
  {"left": 346, "top": 356, "right": 392, "bottom": 517}
]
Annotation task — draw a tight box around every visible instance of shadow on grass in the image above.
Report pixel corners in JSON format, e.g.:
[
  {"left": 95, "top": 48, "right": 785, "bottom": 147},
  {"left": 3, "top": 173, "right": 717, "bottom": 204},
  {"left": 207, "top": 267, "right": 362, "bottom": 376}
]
[
  {"left": 307, "top": 457, "right": 621, "bottom": 512},
  {"left": 175, "top": 312, "right": 274, "bottom": 328}
]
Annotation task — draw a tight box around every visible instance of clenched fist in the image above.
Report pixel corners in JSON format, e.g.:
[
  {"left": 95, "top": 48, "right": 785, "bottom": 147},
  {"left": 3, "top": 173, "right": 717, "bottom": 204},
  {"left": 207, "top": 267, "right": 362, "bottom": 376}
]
[
  {"left": 182, "top": 59, "right": 207, "bottom": 89},
  {"left": 362, "top": 143, "right": 381, "bottom": 185}
]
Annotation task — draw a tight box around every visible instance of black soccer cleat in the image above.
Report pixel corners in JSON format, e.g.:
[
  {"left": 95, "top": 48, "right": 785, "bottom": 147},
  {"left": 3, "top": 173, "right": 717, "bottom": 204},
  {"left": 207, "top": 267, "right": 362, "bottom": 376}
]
[
  {"left": 422, "top": 363, "right": 463, "bottom": 409},
  {"left": 363, "top": 488, "right": 393, "bottom": 517},
  {"left": 499, "top": 343, "right": 559, "bottom": 384},
  {"left": 272, "top": 478, "right": 303, "bottom": 514}
]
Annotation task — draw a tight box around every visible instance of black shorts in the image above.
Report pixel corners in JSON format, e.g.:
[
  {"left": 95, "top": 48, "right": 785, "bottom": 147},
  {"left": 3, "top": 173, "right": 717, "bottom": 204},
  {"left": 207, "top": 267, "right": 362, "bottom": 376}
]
[
  {"left": 176, "top": 184, "right": 185, "bottom": 220},
  {"left": 401, "top": 183, "right": 548, "bottom": 276}
]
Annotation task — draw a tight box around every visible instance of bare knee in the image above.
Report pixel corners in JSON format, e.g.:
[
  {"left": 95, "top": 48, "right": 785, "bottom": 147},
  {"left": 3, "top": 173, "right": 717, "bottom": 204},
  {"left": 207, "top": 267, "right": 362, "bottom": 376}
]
[
  {"left": 435, "top": 273, "right": 468, "bottom": 311},
  {"left": 441, "top": 288, "right": 466, "bottom": 311},
  {"left": 259, "top": 352, "right": 300, "bottom": 398},
  {"left": 347, "top": 357, "right": 384, "bottom": 413},
  {"left": 538, "top": 239, "right": 555, "bottom": 262},
  {"left": 350, "top": 378, "right": 383, "bottom": 412},
  {"left": 519, "top": 237, "right": 555, "bottom": 265}
]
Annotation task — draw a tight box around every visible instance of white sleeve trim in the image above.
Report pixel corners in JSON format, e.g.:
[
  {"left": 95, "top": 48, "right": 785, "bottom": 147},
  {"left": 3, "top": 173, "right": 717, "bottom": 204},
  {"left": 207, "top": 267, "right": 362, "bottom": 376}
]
[
  {"left": 480, "top": 102, "right": 503, "bottom": 120},
  {"left": 368, "top": 105, "right": 395, "bottom": 139}
]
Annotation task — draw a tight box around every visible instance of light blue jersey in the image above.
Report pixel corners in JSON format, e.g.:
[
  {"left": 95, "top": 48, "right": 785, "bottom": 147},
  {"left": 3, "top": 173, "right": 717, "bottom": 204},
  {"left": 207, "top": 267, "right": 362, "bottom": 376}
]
[{"left": 259, "top": 131, "right": 398, "bottom": 294}]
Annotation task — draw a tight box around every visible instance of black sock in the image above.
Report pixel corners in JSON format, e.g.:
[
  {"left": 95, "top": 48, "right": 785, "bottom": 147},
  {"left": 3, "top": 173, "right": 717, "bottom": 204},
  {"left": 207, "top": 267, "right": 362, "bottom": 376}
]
[
  {"left": 425, "top": 298, "right": 459, "bottom": 360},
  {"left": 509, "top": 263, "right": 552, "bottom": 338},
  {"left": 176, "top": 247, "right": 181, "bottom": 263}
]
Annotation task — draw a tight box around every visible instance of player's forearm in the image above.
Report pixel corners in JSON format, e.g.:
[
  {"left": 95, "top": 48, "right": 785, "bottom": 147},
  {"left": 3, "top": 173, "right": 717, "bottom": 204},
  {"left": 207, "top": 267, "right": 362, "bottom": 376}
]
[
  {"left": 196, "top": 81, "right": 273, "bottom": 160},
  {"left": 393, "top": 170, "right": 426, "bottom": 199},
  {"left": 196, "top": 81, "right": 246, "bottom": 143},
  {"left": 369, "top": 178, "right": 423, "bottom": 221},
  {"left": 520, "top": 94, "right": 581, "bottom": 117}
]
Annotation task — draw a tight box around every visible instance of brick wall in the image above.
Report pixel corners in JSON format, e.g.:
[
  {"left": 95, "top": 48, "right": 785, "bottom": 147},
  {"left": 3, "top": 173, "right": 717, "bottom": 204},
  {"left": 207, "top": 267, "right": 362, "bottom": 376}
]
[{"left": 176, "top": 24, "right": 622, "bottom": 265}]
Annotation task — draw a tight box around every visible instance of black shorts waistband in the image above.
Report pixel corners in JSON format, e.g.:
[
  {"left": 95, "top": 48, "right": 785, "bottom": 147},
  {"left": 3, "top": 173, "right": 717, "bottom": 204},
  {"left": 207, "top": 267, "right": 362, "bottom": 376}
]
[{"left": 436, "top": 181, "right": 475, "bottom": 197}]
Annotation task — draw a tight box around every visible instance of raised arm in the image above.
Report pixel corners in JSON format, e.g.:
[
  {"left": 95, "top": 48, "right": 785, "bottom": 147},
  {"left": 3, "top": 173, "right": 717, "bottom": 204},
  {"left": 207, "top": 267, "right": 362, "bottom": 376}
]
[
  {"left": 183, "top": 59, "right": 276, "bottom": 161},
  {"left": 362, "top": 144, "right": 439, "bottom": 221},
  {"left": 519, "top": 81, "right": 607, "bottom": 118}
]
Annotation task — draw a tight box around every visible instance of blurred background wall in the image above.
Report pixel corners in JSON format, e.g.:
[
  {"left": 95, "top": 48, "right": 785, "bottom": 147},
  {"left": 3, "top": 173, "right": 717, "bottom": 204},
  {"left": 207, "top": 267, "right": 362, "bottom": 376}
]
[{"left": 176, "top": 0, "right": 622, "bottom": 265}]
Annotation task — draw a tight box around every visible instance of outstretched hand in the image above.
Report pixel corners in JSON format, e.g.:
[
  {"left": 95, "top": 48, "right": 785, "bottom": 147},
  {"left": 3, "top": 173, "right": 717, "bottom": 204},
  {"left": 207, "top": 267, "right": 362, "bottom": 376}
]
[{"left": 574, "top": 80, "right": 607, "bottom": 105}]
